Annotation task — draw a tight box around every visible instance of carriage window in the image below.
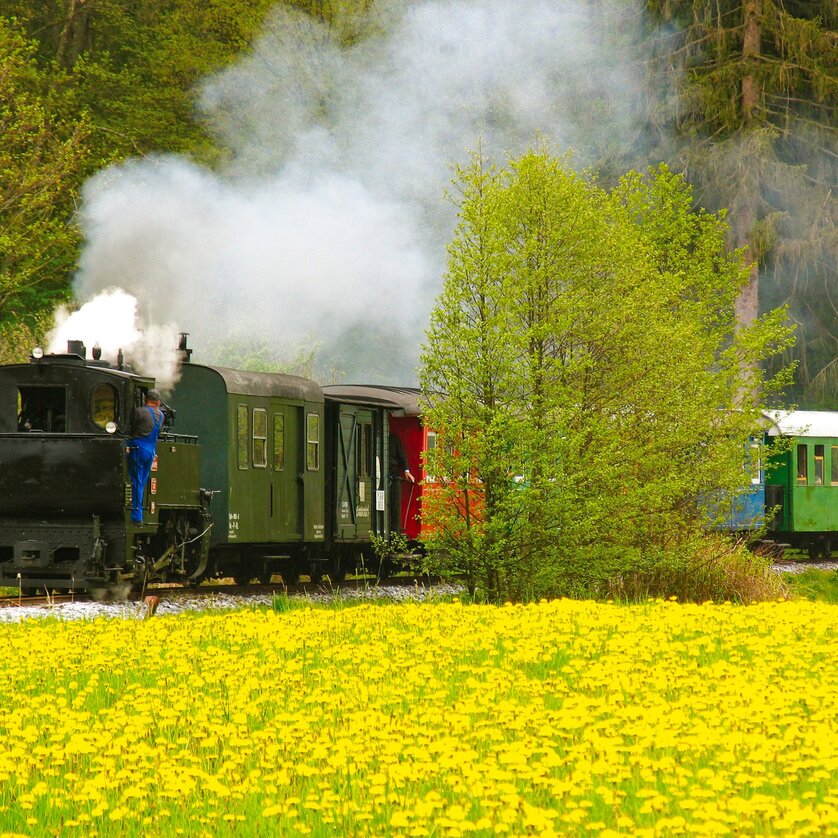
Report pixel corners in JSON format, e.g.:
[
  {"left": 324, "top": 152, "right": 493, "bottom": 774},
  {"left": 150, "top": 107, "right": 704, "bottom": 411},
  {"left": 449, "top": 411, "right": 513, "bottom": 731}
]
[
  {"left": 796, "top": 444, "right": 808, "bottom": 485},
  {"left": 306, "top": 413, "right": 320, "bottom": 471},
  {"left": 17, "top": 386, "right": 67, "bottom": 433},
  {"left": 357, "top": 423, "right": 372, "bottom": 478},
  {"left": 90, "top": 383, "right": 118, "bottom": 430},
  {"left": 252, "top": 408, "right": 267, "bottom": 468},
  {"left": 237, "top": 405, "right": 248, "bottom": 470},
  {"left": 424, "top": 431, "right": 437, "bottom": 483},
  {"left": 814, "top": 445, "right": 824, "bottom": 486},
  {"left": 832, "top": 447, "right": 838, "bottom": 485},
  {"left": 749, "top": 442, "right": 762, "bottom": 486},
  {"left": 273, "top": 414, "right": 285, "bottom": 471}
]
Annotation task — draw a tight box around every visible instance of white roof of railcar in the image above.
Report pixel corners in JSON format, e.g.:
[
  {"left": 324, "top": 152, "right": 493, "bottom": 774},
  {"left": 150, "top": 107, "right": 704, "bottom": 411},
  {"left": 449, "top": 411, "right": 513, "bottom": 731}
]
[
  {"left": 322, "top": 385, "right": 422, "bottom": 416},
  {"left": 764, "top": 410, "right": 838, "bottom": 438}
]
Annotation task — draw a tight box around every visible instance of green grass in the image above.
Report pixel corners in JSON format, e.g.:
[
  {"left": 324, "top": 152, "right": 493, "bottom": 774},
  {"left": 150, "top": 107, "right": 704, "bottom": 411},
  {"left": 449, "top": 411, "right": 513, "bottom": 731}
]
[{"left": 783, "top": 569, "right": 838, "bottom": 603}]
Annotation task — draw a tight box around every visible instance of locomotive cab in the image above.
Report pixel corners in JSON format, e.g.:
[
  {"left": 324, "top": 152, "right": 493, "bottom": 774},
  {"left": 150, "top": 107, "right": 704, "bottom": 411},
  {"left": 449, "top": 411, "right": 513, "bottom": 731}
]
[{"left": 0, "top": 342, "right": 209, "bottom": 594}]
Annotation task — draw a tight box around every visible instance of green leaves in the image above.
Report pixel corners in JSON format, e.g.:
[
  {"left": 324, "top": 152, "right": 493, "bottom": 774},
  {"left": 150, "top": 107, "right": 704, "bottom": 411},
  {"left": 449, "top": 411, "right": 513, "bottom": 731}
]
[
  {"left": 0, "top": 21, "right": 88, "bottom": 326},
  {"left": 420, "top": 147, "right": 794, "bottom": 601}
]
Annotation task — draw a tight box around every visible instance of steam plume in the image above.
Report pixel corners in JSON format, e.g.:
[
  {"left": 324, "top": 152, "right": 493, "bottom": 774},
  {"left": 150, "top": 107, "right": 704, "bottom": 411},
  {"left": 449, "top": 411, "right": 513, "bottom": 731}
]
[
  {"left": 72, "top": 0, "right": 648, "bottom": 383},
  {"left": 49, "top": 289, "right": 182, "bottom": 392}
]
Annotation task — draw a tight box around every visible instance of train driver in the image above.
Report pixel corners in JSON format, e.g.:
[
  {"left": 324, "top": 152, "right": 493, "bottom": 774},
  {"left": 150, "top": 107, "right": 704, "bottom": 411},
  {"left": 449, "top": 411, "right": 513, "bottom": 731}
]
[{"left": 128, "top": 388, "right": 164, "bottom": 524}]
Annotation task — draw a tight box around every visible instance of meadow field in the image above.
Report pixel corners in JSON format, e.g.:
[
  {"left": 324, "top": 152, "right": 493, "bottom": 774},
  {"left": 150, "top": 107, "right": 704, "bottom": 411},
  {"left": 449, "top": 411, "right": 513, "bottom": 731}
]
[{"left": 0, "top": 597, "right": 836, "bottom": 836}]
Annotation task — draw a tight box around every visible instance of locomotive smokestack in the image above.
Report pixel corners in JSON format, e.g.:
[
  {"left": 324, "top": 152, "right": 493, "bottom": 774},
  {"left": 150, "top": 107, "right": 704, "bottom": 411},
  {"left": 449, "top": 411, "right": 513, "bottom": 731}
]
[
  {"left": 178, "top": 332, "right": 192, "bottom": 363},
  {"left": 117, "top": 348, "right": 125, "bottom": 370},
  {"left": 92, "top": 343, "right": 102, "bottom": 361},
  {"left": 67, "top": 340, "right": 86, "bottom": 359}
]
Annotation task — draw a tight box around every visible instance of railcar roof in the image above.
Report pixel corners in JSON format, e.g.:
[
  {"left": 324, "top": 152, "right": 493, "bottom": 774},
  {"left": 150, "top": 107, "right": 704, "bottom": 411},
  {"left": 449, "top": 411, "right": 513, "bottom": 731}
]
[
  {"left": 322, "top": 385, "right": 422, "bottom": 416},
  {"left": 764, "top": 410, "right": 838, "bottom": 438},
  {"left": 190, "top": 364, "right": 323, "bottom": 402}
]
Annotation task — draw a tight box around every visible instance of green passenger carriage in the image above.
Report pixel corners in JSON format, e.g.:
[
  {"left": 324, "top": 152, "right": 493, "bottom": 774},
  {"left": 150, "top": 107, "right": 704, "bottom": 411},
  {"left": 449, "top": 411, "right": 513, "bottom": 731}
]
[
  {"left": 166, "top": 362, "right": 325, "bottom": 583},
  {"left": 764, "top": 411, "right": 838, "bottom": 558}
]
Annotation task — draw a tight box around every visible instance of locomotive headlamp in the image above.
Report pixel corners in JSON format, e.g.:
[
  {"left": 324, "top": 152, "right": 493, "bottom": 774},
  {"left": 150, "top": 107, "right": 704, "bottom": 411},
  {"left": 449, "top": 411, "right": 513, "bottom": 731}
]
[
  {"left": 31, "top": 347, "right": 44, "bottom": 360},
  {"left": 105, "top": 421, "right": 117, "bottom": 434}
]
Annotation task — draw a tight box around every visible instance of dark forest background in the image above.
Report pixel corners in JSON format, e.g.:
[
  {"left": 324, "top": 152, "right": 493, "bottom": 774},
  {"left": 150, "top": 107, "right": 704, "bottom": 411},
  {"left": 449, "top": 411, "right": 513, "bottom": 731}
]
[{"left": 0, "top": 0, "right": 835, "bottom": 402}]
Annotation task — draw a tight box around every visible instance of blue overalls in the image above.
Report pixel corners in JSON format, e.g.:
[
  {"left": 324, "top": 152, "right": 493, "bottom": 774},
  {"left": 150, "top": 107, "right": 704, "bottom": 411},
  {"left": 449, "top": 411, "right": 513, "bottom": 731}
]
[{"left": 129, "top": 406, "right": 163, "bottom": 524}]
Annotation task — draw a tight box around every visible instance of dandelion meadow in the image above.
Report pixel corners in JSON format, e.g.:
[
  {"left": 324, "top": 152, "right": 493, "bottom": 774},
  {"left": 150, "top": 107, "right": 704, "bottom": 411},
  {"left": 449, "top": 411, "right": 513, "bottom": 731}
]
[{"left": 0, "top": 599, "right": 836, "bottom": 836}]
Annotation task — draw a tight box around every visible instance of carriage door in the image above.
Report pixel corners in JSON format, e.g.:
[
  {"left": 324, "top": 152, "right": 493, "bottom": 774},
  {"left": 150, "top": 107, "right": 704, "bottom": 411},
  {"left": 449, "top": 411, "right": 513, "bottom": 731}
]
[
  {"left": 271, "top": 403, "right": 303, "bottom": 539},
  {"left": 335, "top": 407, "right": 375, "bottom": 539}
]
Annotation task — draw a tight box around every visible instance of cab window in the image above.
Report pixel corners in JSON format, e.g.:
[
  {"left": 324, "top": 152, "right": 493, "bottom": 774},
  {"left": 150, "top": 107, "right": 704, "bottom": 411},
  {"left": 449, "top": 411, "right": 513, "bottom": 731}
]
[
  {"left": 90, "top": 383, "right": 118, "bottom": 430},
  {"left": 17, "top": 386, "right": 66, "bottom": 433}
]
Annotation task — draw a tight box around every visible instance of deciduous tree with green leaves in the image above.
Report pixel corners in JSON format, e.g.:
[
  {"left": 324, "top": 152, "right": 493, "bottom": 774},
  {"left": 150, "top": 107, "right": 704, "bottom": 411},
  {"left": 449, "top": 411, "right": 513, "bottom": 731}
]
[
  {"left": 0, "top": 20, "right": 88, "bottom": 339},
  {"left": 420, "top": 147, "right": 794, "bottom": 602}
]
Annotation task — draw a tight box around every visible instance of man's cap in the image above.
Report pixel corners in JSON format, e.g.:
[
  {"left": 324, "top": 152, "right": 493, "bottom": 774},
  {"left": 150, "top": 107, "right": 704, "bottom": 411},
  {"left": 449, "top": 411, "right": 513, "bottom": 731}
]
[{"left": 146, "top": 388, "right": 162, "bottom": 402}]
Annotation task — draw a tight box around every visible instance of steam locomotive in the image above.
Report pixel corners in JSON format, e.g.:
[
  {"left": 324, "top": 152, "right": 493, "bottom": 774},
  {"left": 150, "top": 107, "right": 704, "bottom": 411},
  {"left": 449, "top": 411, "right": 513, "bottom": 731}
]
[{"left": 0, "top": 338, "right": 427, "bottom": 595}]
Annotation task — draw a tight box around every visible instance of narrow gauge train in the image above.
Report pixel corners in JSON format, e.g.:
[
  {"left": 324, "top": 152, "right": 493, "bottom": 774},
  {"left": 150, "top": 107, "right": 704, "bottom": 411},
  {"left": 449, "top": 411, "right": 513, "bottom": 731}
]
[
  {"left": 0, "top": 339, "right": 428, "bottom": 594},
  {"left": 2, "top": 338, "right": 835, "bottom": 594}
]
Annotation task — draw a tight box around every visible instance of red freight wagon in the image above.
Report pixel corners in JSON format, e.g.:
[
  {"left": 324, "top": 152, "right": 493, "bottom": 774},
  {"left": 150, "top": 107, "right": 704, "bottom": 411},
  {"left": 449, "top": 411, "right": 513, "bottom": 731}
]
[{"left": 321, "top": 385, "right": 426, "bottom": 542}]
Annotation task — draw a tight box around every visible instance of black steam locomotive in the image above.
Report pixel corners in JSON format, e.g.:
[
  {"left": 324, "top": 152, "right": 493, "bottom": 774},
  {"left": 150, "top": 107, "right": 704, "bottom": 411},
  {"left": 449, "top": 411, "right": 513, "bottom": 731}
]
[{"left": 0, "top": 338, "right": 425, "bottom": 595}]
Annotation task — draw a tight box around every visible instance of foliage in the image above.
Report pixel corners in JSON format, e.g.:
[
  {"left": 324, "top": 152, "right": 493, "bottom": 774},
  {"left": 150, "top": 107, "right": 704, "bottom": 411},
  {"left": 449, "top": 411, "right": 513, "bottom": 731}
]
[
  {"left": 606, "top": 533, "right": 787, "bottom": 603},
  {"left": 0, "top": 20, "right": 89, "bottom": 324},
  {"left": 783, "top": 568, "right": 838, "bottom": 604},
  {"left": 0, "top": 309, "right": 53, "bottom": 364},
  {"left": 420, "top": 146, "right": 794, "bottom": 602},
  {"left": 0, "top": 601, "right": 836, "bottom": 833},
  {"left": 644, "top": 0, "right": 838, "bottom": 402},
  {"left": 200, "top": 334, "right": 319, "bottom": 378}
]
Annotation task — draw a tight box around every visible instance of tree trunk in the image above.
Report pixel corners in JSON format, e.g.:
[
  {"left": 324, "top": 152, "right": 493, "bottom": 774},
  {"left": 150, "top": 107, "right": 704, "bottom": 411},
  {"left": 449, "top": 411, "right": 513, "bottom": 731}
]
[
  {"left": 56, "top": 0, "right": 94, "bottom": 69},
  {"left": 735, "top": 0, "right": 763, "bottom": 329}
]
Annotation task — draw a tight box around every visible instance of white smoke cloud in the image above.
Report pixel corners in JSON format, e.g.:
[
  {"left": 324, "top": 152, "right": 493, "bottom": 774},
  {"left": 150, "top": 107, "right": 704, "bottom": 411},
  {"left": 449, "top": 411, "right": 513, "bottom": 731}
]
[
  {"left": 72, "top": 0, "right": 649, "bottom": 383},
  {"left": 49, "top": 289, "right": 182, "bottom": 392}
]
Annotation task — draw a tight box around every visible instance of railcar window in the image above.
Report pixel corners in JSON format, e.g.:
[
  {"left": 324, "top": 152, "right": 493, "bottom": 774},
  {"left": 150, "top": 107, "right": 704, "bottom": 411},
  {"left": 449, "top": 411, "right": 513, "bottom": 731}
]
[
  {"left": 306, "top": 413, "right": 320, "bottom": 471},
  {"left": 273, "top": 414, "right": 285, "bottom": 471},
  {"left": 748, "top": 441, "right": 762, "bottom": 485},
  {"left": 17, "top": 386, "right": 66, "bottom": 432},
  {"left": 252, "top": 408, "right": 267, "bottom": 468},
  {"left": 357, "top": 423, "right": 372, "bottom": 478},
  {"left": 814, "top": 445, "right": 824, "bottom": 486},
  {"left": 424, "top": 431, "right": 437, "bottom": 483},
  {"left": 90, "top": 384, "right": 118, "bottom": 430},
  {"left": 237, "top": 405, "right": 248, "bottom": 470},
  {"left": 832, "top": 447, "right": 838, "bottom": 485},
  {"left": 796, "top": 444, "right": 808, "bottom": 485}
]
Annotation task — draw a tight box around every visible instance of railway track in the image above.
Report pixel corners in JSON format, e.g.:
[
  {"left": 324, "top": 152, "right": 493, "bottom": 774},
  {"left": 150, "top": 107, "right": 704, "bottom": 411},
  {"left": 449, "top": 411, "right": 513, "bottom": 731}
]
[
  {"left": 0, "top": 574, "right": 448, "bottom": 609},
  {"left": 2, "top": 561, "right": 833, "bottom": 611}
]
